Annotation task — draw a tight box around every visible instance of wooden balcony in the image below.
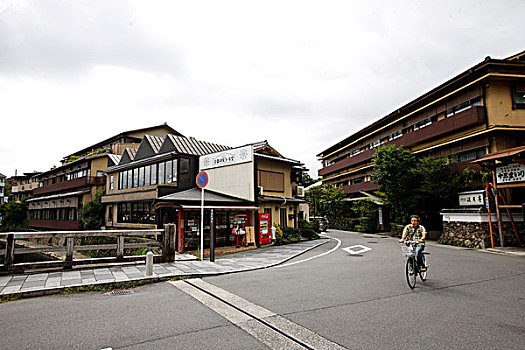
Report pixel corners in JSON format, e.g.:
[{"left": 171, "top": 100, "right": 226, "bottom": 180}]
[
  {"left": 398, "top": 106, "right": 486, "bottom": 147},
  {"left": 318, "top": 106, "right": 486, "bottom": 177},
  {"left": 28, "top": 219, "right": 83, "bottom": 231},
  {"left": 33, "top": 176, "right": 106, "bottom": 196},
  {"left": 342, "top": 182, "right": 378, "bottom": 195}
]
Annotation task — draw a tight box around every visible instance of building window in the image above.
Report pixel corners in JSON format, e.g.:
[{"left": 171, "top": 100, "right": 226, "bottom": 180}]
[
  {"left": 413, "top": 117, "right": 432, "bottom": 130},
  {"left": 388, "top": 130, "right": 403, "bottom": 141},
  {"left": 118, "top": 202, "right": 155, "bottom": 224},
  {"left": 158, "top": 162, "right": 165, "bottom": 184},
  {"left": 369, "top": 139, "right": 383, "bottom": 149},
  {"left": 512, "top": 83, "right": 525, "bottom": 108},
  {"left": 180, "top": 158, "right": 189, "bottom": 183},
  {"left": 139, "top": 167, "right": 145, "bottom": 187},
  {"left": 280, "top": 208, "right": 287, "bottom": 228},
  {"left": 133, "top": 168, "right": 139, "bottom": 188},
  {"left": 166, "top": 160, "right": 173, "bottom": 183},
  {"left": 127, "top": 170, "right": 132, "bottom": 189},
  {"left": 145, "top": 165, "right": 151, "bottom": 186},
  {"left": 258, "top": 170, "right": 284, "bottom": 192},
  {"left": 452, "top": 147, "right": 486, "bottom": 163},
  {"left": 110, "top": 175, "right": 114, "bottom": 190},
  {"left": 151, "top": 163, "right": 157, "bottom": 185}
]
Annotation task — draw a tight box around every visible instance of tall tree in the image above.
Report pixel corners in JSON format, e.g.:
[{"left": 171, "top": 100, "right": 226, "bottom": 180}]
[
  {"left": 306, "top": 184, "right": 345, "bottom": 220},
  {"left": 372, "top": 145, "right": 417, "bottom": 224},
  {"left": 82, "top": 191, "right": 105, "bottom": 230}
]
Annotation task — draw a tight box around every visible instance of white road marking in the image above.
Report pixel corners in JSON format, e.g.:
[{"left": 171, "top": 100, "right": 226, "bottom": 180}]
[
  {"left": 170, "top": 279, "right": 346, "bottom": 350},
  {"left": 275, "top": 234, "right": 342, "bottom": 268},
  {"left": 342, "top": 245, "right": 372, "bottom": 255}
]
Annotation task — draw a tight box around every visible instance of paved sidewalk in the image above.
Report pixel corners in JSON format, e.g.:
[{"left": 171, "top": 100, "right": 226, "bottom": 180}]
[{"left": 0, "top": 239, "right": 328, "bottom": 297}]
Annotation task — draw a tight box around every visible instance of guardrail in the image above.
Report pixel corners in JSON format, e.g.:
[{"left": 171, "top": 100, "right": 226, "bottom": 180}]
[{"left": 0, "top": 224, "right": 176, "bottom": 274}]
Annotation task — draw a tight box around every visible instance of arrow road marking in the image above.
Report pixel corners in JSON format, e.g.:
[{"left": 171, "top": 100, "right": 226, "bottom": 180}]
[{"left": 342, "top": 245, "right": 372, "bottom": 255}]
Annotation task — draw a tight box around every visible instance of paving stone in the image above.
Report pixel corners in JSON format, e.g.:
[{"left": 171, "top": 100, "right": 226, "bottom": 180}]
[
  {"left": 0, "top": 277, "right": 12, "bottom": 287},
  {"left": 48, "top": 272, "right": 62, "bottom": 278},
  {"left": 10, "top": 276, "right": 28, "bottom": 282},
  {"left": 26, "top": 274, "right": 49, "bottom": 282},
  {"left": 22, "top": 280, "right": 47, "bottom": 289},
  {"left": 61, "top": 279, "right": 82, "bottom": 287},
  {"left": 95, "top": 275, "right": 114, "bottom": 282},
  {"left": 45, "top": 279, "right": 61, "bottom": 288},
  {"left": 62, "top": 271, "right": 81, "bottom": 280},
  {"left": 2, "top": 285, "right": 22, "bottom": 293}
]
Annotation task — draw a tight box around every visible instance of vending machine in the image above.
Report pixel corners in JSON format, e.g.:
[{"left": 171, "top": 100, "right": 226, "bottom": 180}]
[{"left": 259, "top": 213, "right": 272, "bottom": 245}]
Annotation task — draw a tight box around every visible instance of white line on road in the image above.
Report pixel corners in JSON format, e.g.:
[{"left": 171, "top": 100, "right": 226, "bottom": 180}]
[
  {"left": 274, "top": 234, "right": 342, "bottom": 269},
  {"left": 342, "top": 245, "right": 372, "bottom": 255},
  {"left": 169, "top": 279, "right": 346, "bottom": 350}
]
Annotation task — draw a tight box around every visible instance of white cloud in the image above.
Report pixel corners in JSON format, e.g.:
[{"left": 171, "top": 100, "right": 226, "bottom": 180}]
[{"left": 0, "top": 0, "right": 524, "bottom": 178}]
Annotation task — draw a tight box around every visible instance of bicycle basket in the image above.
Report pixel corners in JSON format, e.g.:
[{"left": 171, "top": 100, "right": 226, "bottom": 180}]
[{"left": 401, "top": 244, "right": 416, "bottom": 258}]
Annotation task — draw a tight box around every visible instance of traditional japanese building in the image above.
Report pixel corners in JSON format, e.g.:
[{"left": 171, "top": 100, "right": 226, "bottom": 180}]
[{"left": 317, "top": 50, "right": 525, "bottom": 203}]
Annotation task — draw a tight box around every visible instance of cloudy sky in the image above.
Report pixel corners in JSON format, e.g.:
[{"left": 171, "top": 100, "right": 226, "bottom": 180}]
[{"left": 0, "top": 0, "right": 524, "bottom": 179}]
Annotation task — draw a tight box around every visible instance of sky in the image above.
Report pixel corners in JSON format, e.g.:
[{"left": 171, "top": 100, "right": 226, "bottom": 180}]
[{"left": 0, "top": 0, "right": 524, "bottom": 179}]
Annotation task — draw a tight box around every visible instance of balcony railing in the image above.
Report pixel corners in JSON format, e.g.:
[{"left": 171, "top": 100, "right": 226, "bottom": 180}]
[
  {"left": 33, "top": 176, "right": 106, "bottom": 196},
  {"left": 342, "top": 182, "right": 378, "bottom": 195},
  {"left": 28, "top": 219, "right": 83, "bottom": 231},
  {"left": 319, "top": 106, "right": 486, "bottom": 177}
]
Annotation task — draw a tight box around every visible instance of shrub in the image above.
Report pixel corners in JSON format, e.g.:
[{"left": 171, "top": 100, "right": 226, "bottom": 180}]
[
  {"left": 330, "top": 218, "right": 358, "bottom": 231},
  {"left": 357, "top": 217, "right": 376, "bottom": 232},
  {"left": 300, "top": 228, "right": 319, "bottom": 240},
  {"left": 311, "top": 219, "right": 321, "bottom": 233}
]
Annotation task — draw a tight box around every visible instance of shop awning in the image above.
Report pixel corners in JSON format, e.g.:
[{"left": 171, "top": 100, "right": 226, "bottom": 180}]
[
  {"left": 179, "top": 205, "right": 259, "bottom": 210},
  {"left": 156, "top": 188, "right": 253, "bottom": 206},
  {"left": 259, "top": 195, "right": 306, "bottom": 204},
  {"left": 26, "top": 190, "right": 90, "bottom": 202},
  {"left": 472, "top": 145, "right": 525, "bottom": 163}
]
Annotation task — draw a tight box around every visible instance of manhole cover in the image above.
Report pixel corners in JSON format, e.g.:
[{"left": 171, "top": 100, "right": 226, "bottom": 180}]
[{"left": 106, "top": 290, "right": 134, "bottom": 296}]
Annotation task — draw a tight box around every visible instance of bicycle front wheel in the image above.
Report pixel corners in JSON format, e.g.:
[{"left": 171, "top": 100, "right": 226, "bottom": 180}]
[
  {"left": 419, "top": 255, "right": 428, "bottom": 281},
  {"left": 405, "top": 258, "right": 417, "bottom": 289}
]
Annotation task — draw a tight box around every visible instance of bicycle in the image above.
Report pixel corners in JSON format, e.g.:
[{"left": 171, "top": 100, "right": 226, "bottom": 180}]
[{"left": 400, "top": 240, "right": 428, "bottom": 289}]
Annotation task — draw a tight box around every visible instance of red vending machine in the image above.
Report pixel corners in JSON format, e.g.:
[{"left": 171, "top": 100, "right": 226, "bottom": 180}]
[{"left": 259, "top": 213, "right": 272, "bottom": 245}]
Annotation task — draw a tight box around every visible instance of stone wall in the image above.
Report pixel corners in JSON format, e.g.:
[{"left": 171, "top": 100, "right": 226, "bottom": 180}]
[{"left": 441, "top": 221, "right": 523, "bottom": 248}]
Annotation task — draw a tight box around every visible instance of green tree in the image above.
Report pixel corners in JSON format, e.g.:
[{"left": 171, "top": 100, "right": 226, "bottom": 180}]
[
  {"left": 372, "top": 145, "right": 417, "bottom": 224},
  {"left": 410, "top": 156, "right": 463, "bottom": 229},
  {"left": 0, "top": 198, "right": 29, "bottom": 232},
  {"left": 301, "top": 172, "right": 318, "bottom": 187},
  {"left": 82, "top": 191, "right": 105, "bottom": 230},
  {"left": 306, "top": 184, "right": 345, "bottom": 220}
]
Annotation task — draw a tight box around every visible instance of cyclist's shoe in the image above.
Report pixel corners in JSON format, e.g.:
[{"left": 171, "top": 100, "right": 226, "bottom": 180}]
[{"left": 420, "top": 266, "right": 427, "bottom": 272}]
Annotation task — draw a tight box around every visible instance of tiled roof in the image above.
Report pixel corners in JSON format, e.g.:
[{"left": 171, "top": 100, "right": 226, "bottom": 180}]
[
  {"left": 126, "top": 148, "right": 137, "bottom": 160},
  {"left": 107, "top": 154, "right": 122, "bottom": 166},
  {"left": 166, "top": 135, "right": 231, "bottom": 156},
  {"left": 145, "top": 134, "right": 164, "bottom": 154}
]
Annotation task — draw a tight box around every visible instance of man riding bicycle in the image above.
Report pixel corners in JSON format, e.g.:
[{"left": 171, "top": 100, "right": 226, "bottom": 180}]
[{"left": 399, "top": 215, "right": 427, "bottom": 271}]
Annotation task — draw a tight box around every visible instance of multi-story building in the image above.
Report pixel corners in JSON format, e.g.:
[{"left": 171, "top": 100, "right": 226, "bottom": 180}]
[
  {"left": 103, "top": 134, "right": 307, "bottom": 251},
  {"left": 8, "top": 171, "right": 41, "bottom": 202},
  {"left": 0, "top": 173, "right": 6, "bottom": 204},
  {"left": 27, "top": 124, "right": 181, "bottom": 231},
  {"left": 317, "top": 51, "right": 525, "bottom": 204}
]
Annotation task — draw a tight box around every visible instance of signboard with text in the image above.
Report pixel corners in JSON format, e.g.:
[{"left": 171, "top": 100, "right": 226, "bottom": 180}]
[
  {"left": 200, "top": 145, "right": 253, "bottom": 170},
  {"left": 496, "top": 163, "right": 525, "bottom": 184},
  {"left": 459, "top": 190, "right": 485, "bottom": 207}
]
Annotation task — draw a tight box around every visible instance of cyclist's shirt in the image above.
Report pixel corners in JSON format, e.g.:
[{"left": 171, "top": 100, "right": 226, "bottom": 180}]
[{"left": 402, "top": 224, "right": 427, "bottom": 245}]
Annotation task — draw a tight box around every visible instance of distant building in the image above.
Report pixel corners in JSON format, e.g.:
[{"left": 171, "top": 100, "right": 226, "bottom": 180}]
[
  {"left": 8, "top": 171, "right": 41, "bottom": 202},
  {"left": 317, "top": 50, "right": 525, "bottom": 200},
  {"left": 27, "top": 124, "right": 181, "bottom": 231}
]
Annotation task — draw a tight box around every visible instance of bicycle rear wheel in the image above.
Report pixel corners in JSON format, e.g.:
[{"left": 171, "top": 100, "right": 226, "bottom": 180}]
[
  {"left": 419, "top": 255, "right": 428, "bottom": 281},
  {"left": 405, "top": 258, "right": 417, "bottom": 289}
]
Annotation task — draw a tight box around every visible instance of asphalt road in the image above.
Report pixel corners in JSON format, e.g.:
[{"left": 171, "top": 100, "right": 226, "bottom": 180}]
[{"left": 0, "top": 229, "right": 524, "bottom": 349}]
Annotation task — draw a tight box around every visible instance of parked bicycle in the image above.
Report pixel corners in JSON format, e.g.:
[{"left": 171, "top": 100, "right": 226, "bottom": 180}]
[{"left": 400, "top": 240, "right": 428, "bottom": 289}]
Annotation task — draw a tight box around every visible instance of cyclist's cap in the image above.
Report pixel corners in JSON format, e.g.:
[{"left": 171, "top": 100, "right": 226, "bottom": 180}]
[{"left": 410, "top": 215, "right": 420, "bottom": 220}]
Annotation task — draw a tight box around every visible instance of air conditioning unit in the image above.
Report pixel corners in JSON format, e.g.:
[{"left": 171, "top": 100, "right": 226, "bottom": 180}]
[
  {"left": 258, "top": 186, "right": 264, "bottom": 196},
  {"left": 296, "top": 186, "right": 305, "bottom": 197}
]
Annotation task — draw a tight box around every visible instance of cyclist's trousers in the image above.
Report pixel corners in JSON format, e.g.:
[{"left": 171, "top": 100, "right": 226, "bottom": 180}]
[{"left": 416, "top": 245, "right": 425, "bottom": 267}]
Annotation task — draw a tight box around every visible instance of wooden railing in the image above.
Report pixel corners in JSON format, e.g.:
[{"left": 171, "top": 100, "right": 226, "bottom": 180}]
[{"left": 0, "top": 224, "right": 176, "bottom": 274}]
